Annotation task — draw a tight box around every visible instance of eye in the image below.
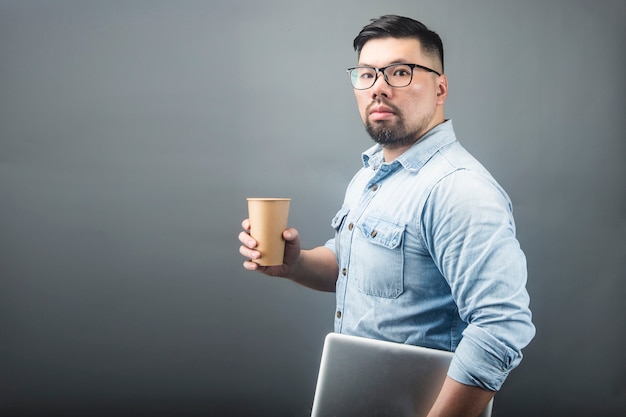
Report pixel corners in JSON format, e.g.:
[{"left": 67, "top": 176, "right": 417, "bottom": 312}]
[
  {"left": 392, "top": 68, "right": 410, "bottom": 77},
  {"left": 357, "top": 68, "right": 376, "bottom": 79}
]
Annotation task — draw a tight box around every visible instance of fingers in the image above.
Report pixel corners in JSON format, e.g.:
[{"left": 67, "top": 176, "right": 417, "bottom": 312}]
[
  {"left": 239, "top": 220, "right": 260, "bottom": 265},
  {"left": 243, "top": 259, "right": 260, "bottom": 271},
  {"left": 239, "top": 235, "right": 260, "bottom": 261},
  {"left": 238, "top": 230, "right": 256, "bottom": 248}
]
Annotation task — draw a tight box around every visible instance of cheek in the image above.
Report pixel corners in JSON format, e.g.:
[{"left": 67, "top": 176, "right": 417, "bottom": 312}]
[
  {"left": 410, "top": 83, "right": 436, "bottom": 103},
  {"left": 405, "top": 87, "right": 436, "bottom": 112}
]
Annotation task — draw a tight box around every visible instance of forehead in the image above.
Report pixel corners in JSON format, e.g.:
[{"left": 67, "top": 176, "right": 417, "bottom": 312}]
[{"left": 358, "top": 37, "right": 425, "bottom": 66}]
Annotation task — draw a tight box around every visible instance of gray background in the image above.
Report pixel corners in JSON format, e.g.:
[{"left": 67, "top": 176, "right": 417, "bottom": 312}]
[{"left": 1, "top": 1, "right": 624, "bottom": 416}]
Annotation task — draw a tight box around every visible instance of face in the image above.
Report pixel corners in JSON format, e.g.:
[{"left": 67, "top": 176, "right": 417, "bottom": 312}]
[{"left": 354, "top": 37, "right": 448, "bottom": 155}]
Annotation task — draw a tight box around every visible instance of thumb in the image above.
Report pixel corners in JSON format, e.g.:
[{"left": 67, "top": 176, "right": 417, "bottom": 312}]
[{"left": 283, "top": 228, "right": 298, "bottom": 242}]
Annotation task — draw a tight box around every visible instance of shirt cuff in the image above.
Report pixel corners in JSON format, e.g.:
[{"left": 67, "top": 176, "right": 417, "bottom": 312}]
[{"left": 447, "top": 324, "right": 522, "bottom": 391}]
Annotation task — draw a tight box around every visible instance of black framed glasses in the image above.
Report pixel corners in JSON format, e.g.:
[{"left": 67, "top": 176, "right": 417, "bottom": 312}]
[{"left": 346, "top": 63, "right": 441, "bottom": 90}]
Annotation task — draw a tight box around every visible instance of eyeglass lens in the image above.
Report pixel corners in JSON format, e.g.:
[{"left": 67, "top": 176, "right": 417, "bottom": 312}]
[{"left": 350, "top": 64, "right": 413, "bottom": 89}]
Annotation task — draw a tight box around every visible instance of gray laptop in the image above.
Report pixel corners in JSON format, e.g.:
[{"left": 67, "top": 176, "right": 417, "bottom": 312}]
[{"left": 310, "top": 333, "right": 492, "bottom": 417}]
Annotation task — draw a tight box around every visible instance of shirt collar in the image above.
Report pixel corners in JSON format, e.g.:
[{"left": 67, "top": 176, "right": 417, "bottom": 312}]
[{"left": 361, "top": 120, "right": 457, "bottom": 172}]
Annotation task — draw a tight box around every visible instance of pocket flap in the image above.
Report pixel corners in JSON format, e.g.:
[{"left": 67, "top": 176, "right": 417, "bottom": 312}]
[
  {"left": 360, "top": 216, "right": 405, "bottom": 249},
  {"left": 331, "top": 207, "right": 350, "bottom": 230}
]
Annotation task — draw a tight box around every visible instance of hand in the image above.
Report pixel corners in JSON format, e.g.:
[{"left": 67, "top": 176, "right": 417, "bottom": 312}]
[{"left": 238, "top": 218, "right": 302, "bottom": 278}]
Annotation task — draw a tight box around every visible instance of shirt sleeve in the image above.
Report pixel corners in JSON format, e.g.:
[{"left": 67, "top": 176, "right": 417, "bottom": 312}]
[
  {"left": 422, "top": 169, "right": 535, "bottom": 391},
  {"left": 323, "top": 237, "right": 337, "bottom": 255}
]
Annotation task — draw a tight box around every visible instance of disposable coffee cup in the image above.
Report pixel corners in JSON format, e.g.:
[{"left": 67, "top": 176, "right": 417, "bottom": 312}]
[{"left": 247, "top": 198, "right": 291, "bottom": 266}]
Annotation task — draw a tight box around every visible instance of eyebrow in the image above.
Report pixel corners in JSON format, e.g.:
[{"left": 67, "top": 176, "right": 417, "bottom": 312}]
[{"left": 357, "top": 59, "right": 412, "bottom": 67}]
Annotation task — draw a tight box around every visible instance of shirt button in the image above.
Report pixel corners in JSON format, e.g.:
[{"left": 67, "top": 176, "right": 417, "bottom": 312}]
[
  {"left": 371, "top": 184, "right": 379, "bottom": 191},
  {"left": 370, "top": 230, "right": 378, "bottom": 238},
  {"left": 348, "top": 223, "right": 354, "bottom": 231},
  {"left": 336, "top": 311, "right": 342, "bottom": 319},
  {"left": 342, "top": 268, "right": 347, "bottom": 276}
]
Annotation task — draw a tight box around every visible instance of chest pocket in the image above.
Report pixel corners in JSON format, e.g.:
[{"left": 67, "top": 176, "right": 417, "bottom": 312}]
[{"left": 353, "top": 216, "right": 405, "bottom": 298}]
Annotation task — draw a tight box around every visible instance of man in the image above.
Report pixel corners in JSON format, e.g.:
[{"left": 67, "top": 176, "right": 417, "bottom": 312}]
[{"left": 238, "top": 15, "right": 535, "bottom": 417}]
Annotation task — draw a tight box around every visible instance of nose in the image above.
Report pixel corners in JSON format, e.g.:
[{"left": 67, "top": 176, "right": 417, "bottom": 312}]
[{"left": 370, "top": 71, "right": 391, "bottom": 99}]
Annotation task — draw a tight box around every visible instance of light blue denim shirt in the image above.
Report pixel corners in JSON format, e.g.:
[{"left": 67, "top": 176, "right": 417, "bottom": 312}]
[{"left": 324, "top": 120, "right": 535, "bottom": 391}]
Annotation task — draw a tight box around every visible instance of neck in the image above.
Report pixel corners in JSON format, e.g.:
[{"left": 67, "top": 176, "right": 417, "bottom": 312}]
[{"left": 382, "top": 118, "right": 446, "bottom": 162}]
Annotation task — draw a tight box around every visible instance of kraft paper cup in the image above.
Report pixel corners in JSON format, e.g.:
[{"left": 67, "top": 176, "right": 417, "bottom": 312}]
[{"left": 247, "top": 198, "right": 291, "bottom": 266}]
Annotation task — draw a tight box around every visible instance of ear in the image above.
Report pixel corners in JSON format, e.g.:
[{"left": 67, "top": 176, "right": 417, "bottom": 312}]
[{"left": 436, "top": 74, "right": 448, "bottom": 104}]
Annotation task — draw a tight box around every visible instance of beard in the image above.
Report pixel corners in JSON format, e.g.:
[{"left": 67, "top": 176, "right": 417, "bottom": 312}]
[
  {"left": 364, "top": 101, "right": 434, "bottom": 149},
  {"left": 366, "top": 119, "right": 418, "bottom": 148}
]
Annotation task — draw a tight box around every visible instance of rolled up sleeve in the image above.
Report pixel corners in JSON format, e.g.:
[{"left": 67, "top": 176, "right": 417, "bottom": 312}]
[
  {"left": 448, "top": 324, "right": 524, "bottom": 391},
  {"left": 425, "top": 170, "right": 536, "bottom": 391}
]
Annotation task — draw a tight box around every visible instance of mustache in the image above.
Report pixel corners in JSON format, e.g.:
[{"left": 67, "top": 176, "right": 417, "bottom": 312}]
[{"left": 366, "top": 99, "right": 401, "bottom": 115}]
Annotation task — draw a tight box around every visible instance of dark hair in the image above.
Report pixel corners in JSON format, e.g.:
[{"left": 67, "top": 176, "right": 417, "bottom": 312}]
[{"left": 353, "top": 15, "right": 444, "bottom": 73}]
